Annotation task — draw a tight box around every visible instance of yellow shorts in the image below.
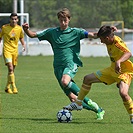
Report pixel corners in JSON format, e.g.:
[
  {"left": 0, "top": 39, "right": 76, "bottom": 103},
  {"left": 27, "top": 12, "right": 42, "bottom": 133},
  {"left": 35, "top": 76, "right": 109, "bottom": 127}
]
[
  {"left": 94, "top": 67, "right": 132, "bottom": 85},
  {"left": 3, "top": 51, "right": 18, "bottom": 66}
]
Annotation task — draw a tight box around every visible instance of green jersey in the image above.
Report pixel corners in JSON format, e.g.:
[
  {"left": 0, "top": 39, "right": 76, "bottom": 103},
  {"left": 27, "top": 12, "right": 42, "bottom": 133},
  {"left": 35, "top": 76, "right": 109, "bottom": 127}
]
[{"left": 37, "top": 27, "right": 88, "bottom": 68}]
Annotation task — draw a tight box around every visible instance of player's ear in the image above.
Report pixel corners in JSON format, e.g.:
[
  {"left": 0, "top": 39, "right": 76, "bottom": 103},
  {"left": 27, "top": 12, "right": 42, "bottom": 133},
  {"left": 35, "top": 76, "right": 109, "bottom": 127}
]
[
  {"left": 17, "top": 18, "right": 19, "bottom": 22},
  {"left": 106, "top": 36, "right": 110, "bottom": 40}
]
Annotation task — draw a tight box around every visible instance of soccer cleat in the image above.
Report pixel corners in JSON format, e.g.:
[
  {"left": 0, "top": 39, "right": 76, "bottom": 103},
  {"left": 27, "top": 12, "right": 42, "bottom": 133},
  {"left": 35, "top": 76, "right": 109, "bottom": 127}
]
[
  {"left": 63, "top": 102, "right": 83, "bottom": 111},
  {"left": 87, "top": 99, "right": 99, "bottom": 111},
  {"left": 131, "top": 119, "right": 133, "bottom": 124},
  {"left": 5, "top": 88, "right": 13, "bottom": 94},
  {"left": 96, "top": 109, "right": 105, "bottom": 120},
  {"left": 13, "top": 88, "right": 18, "bottom": 94},
  {"left": 130, "top": 114, "right": 133, "bottom": 124}
]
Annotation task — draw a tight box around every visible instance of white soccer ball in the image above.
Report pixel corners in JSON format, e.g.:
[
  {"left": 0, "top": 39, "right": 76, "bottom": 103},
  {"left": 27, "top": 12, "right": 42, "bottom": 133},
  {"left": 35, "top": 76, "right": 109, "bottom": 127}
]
[{"left": 57, "top": 109, "right": 72, "bottom": 123}]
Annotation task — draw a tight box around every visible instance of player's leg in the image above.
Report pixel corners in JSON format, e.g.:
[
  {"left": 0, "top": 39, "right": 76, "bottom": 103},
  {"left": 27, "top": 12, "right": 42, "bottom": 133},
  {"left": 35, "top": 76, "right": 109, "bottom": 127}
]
[
  {"left": 65, "top": 74, "right": 99, "bottom": 110},
  {"left": 64, "top": 72, "right": 105, "bottom": 119},
  {"left": 73, "top": 67, "right": 115, "bottom": 105},
  {"left": 3, "top": 52, "right": 13, "bottom": 94},
  {"left": 5, "top": 62, "right": 13, "bottom": 94},
  {"left": 64, "top": 67, "right": 115, "bottom": 119},
  {"left": 62, "top": 65, "right": 104, "bottom": 115},
  {"left": 68, "top": 92, "right": 99, "bottom": 112},
  {"left": 67, "top": 79, "right": 103, "bottom": 113},
  {"left": 6, "top": 63, "right": 18, "bottom": 94},
  {"left": 4, "top": 52, "right": 18, "bottom": 94},
  {"left": 64, "top": 73, "right": 101, "bottom": 107},
  {"left": 11, "top": 53, "right": 18, "bottom": 93},
  {"left": 61, "top": 74, "right": 93, "bottom": 110},
  {"left": 118, "top": 74, "right": 133, "bottom": 124},
  {"left": 64, "top": 73, "right": 105, "bottom": 120},
  {"left": 55, "top": 66, "right": 104, "bottom": 117}
]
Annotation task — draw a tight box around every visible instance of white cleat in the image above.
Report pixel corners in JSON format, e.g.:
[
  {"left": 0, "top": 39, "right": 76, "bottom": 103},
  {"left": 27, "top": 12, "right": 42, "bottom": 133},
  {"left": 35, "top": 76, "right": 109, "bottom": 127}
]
[{"left": 63, "top": 102, "right": 83, "bottom": 111}]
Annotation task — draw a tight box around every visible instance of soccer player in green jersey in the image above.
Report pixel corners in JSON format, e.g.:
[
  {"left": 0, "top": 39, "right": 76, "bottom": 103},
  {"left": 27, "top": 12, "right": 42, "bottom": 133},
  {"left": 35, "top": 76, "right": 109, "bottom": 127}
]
[
  {"left": 22, "top": 8, "right": 105, "bottom": 120},
  {"left": 0, "top": 13, "right": 26, "bottom": 94}
]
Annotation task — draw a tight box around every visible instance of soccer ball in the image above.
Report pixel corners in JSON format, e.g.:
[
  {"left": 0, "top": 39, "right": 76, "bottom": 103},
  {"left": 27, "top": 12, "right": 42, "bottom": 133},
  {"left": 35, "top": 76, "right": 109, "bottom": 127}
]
[{"left": 57, "top": 109, "right": 72, "bottom": 123}]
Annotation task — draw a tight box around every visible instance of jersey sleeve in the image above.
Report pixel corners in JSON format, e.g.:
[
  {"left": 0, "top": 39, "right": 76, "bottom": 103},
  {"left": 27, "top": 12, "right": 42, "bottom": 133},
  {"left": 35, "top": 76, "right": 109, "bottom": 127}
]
[
  {"left": 0, "top": 27, "right": 3, "bottom": 38},
  {"left": 75, "top": 28, "right": 88, "bottom": 39},
  {"left": 36, "top": 29, "right": 50, "bottom": 41},
  {"left": 20, "top": 28, "right": 24, "bottom": 39}
]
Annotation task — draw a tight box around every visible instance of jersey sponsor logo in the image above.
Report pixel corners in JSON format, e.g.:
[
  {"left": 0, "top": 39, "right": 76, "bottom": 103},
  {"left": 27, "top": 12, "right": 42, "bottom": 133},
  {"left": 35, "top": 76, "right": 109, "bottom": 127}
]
[{"left": 10, "top": 37, "right": 16, "bottom": 41}]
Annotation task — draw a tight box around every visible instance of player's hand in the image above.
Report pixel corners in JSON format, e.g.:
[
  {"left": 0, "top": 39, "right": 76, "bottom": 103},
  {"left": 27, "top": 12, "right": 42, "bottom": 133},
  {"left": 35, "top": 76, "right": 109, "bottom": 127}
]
[
  {"left": 111, "top": 26, "right": 117, "bottom": 32},
  {"left": 115, "top": 61, "right": 121, "bottom": 74},
  {"left": 22, "top": 23, "right": 29, "bottom": 31},
  {"left": 93, "top": 32, "right": 98, "bottom": 39},
  {"left": 22, "top": 47, "right": 25, "bottom": 52}
]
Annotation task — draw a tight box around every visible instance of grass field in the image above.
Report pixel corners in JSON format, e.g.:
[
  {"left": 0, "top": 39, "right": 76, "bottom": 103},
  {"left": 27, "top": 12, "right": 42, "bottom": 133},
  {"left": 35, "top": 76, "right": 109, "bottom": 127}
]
[{"left": 0, "top": 56, "right": 133, "bottom": 133}]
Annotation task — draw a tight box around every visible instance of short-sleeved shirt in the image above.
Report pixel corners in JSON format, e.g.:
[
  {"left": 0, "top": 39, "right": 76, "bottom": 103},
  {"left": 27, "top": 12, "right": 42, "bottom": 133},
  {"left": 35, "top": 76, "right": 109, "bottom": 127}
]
[
  {"left": 107, "top": 35, "right": 133, "bottom": 74},
  {"left": 94, "top": 35, "right": 133, "bottom": 85},
  {"left": 0, "top": 24, "right": 24, "bottom": 54},
  {"left": 36, "top": 27, "right": 88, "bottom": 68}
]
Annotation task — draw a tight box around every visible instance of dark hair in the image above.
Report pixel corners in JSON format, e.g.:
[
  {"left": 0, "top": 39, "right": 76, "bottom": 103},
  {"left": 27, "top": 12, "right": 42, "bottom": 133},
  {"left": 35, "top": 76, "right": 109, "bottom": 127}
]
[
  {"left": 10, "top": 13, "right": 18, "bottom": 18},
  {"left": 97, "top": 25, "right": 114, "bottom": 37},
  {"left": 57, "top": 8, "right": 71, "bottom": 19}
]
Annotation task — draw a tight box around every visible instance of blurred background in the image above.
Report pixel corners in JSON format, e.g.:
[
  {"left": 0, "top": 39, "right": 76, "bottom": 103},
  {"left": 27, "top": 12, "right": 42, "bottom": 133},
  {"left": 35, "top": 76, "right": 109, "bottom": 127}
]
[{"left": 0, "top": 0, "right": 133, "bottom": 56}]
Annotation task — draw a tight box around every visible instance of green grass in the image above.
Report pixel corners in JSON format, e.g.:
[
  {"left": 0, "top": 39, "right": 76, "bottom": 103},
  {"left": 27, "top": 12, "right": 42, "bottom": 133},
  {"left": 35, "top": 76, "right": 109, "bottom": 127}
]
[{"left": 0, "top": 56, "right": 133, "bottom": 133}]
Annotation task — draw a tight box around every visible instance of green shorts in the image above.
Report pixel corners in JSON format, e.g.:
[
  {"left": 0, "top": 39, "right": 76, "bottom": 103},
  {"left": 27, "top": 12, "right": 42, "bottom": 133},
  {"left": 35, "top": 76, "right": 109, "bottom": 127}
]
[{"left": 54, "top": 63, "right": 78, "bottom": 95}]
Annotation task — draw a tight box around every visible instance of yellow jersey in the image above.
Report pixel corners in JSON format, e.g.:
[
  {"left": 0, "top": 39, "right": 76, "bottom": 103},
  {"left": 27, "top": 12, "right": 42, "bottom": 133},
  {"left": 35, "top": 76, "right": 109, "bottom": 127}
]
[
  {"left": 107, "top": 35, "right": 133, "bottom": 74},
  {"left": 0, "top": 24, "right": 24, "bottom": 53}
]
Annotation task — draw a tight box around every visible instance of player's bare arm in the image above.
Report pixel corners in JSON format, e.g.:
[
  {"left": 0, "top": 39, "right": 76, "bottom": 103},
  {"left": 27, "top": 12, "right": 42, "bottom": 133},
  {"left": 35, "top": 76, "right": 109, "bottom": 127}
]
[
  {"left": 115, "top": 52, "right": 132, "bottom": 73},
  {"left": 88, "top": 32, "right": 98, "bottom": 39},
  {"left": 20, "top": 38, "right": 26, "bottom": 52},
  {"left": 22, "top": 23, "right": 37, "bottom": 38}
]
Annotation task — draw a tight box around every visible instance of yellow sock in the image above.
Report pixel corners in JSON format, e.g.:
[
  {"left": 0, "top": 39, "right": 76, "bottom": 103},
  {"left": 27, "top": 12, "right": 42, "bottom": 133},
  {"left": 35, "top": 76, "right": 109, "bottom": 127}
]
[
  {"left": 9, "top": 73, "right": 16, "bottom": 89},
  {"left": 76, "top": 84, "right": 91, "bottom": 105},
  {"left": 123, "top": 98, "right": 133, "bottom": 115},
  {"left": 6, "top": 75, "right": 11, "bottom": 89}
]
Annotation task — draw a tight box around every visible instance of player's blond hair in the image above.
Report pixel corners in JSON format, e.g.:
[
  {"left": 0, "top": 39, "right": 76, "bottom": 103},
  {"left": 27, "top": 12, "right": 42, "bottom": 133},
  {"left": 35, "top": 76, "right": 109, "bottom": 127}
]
[{"left": 57, "top": 8, "right": 71, "bottom": 19}]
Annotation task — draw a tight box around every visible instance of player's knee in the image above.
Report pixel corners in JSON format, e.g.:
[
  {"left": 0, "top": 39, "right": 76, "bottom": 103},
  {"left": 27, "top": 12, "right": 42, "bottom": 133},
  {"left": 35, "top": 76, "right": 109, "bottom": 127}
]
[
  {"left": 83, "top": 74, "right": 92, "bottom": 85},
  {"left": 61, "top": 79, "right": 69, "bottom": 87},
  {"left": 7, "top": 64, "right": 14, "bottom": 74}
]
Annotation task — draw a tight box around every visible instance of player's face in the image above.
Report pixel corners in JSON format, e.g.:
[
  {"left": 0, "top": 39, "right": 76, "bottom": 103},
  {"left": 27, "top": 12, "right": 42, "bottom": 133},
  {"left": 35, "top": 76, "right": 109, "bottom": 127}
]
[
  {"left": 99, "top": 36, "right": 112, "bottom": 45},
  {"left": 10, "top": 16, "right": 18, "bottom": 27},
  {"left": 58, "top": 17, "right": 70, "bottom": 30}
]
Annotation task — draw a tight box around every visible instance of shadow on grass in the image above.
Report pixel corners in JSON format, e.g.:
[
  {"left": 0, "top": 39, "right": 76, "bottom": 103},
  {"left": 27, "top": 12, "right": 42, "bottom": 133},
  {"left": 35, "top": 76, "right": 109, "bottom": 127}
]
[{"left": 0, "top": 117, "right": 107, "bottom": 125}]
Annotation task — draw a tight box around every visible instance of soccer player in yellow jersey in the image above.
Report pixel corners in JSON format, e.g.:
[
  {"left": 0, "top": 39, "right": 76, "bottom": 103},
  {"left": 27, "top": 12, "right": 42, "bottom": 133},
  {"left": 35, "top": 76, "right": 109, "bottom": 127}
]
[
  {"left": 0, "top": 13, "right": 26, "bottom": 94},
  {"left": 64, "top": 25, "right": 133, "bottom": 124}
]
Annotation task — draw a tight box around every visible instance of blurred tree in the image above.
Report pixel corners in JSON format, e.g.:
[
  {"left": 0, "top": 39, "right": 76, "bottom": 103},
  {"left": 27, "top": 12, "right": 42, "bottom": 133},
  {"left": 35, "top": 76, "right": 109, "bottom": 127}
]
[
  {"left": 0, "top": 0, "right": 133, "bottom": 29},
  {"left": 120, "top": 0, "right": 133, "bottom": 28},
  {"left": 0, "top": 0, "right": 13, "bottom": 27},
  {"left": 0, "top": 0, "right": 12, "bottom": 13},
  {"left": 25, "top": 0, "right": 57, "bottom": 28}
]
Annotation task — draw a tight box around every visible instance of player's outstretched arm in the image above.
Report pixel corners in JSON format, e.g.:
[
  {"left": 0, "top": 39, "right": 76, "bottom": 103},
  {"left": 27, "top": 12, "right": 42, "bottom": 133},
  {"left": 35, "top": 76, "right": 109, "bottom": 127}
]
[
  {"left": 88, "top": 32, "right": 98, "bottom": 39},
  {"left": 22, "top": 23, "right": 37, "bottom": 38}
]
